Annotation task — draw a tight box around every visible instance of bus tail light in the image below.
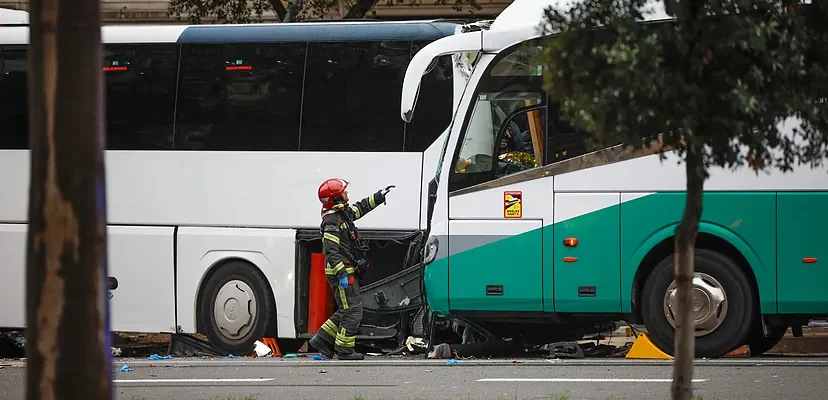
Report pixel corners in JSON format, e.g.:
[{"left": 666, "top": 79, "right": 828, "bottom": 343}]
[
  {"left": 804, "top": 257, "right": 818, "bottom": 263},
  {"left": 563, "top": 237, "right": 578, "bottom": 247},
  {"left": 563, "top": 257, "right": 577, "bottom": 263}
]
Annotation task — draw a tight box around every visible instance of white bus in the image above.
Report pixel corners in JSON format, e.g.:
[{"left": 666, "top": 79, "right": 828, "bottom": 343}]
[
  {"left": 0, "top": 14, "right": 464, "bottom": 355},
  {"left": 402, "top": 0, "right": 828, "bottom": 358}
]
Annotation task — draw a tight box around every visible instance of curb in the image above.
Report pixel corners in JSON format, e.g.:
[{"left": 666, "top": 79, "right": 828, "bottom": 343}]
[{"left": 768, "top": 334, "right": 828, "bottom": 355}]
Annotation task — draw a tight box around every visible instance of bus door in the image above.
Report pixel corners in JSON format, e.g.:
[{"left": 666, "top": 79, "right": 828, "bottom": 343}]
[{"left": 444, "top": 77, "right": 552, "bottom": 313}]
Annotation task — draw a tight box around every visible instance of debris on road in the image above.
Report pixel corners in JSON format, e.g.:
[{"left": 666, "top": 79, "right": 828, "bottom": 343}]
[
  {"left": 427, "top": 343, "right": 451, "bottom": 359},
  {"left": 118, "top": 364, "right": 133, "bottom": 372},
  {"left": 544, "top": 342, "right": 584, "bottom": 359},
  {"left": 252, "top": 340, "right": 273, "bottom": 357},
  {"left": 405, "top": 336, "right": 427, "bottom": 352},
  {"left": 148, "top": 353, "right": 173, "bottom": 360}
]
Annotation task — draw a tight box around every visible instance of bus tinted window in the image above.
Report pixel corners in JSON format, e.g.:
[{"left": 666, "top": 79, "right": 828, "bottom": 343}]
[
  {"left": 174, "top": 43, "right": 305, "bottom": 151},
  {"left": 300, "top": 41, "right": 407, "bottom": 152},
  {"left": 104, "top": 44, "right": 178, "bottom": 150},
  {"left": 0, "top": 45, "right": 27, "bottom": 149},
  {"left": 405, "top": 41, "right": 454, "bottom": 152}
]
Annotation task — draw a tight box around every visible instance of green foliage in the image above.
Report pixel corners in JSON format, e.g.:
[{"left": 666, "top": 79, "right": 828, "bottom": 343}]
[
  {"left": 166, "top": 0, "right": 483, "bottom": 25},
  {"left": 536, "top": 0, "right": 828, "bottom": 176},
  {"left": 168, "top": 0, "right": 276, "bottom": 24}
]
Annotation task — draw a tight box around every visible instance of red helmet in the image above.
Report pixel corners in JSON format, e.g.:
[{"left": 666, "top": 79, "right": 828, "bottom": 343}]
[{"left": 318, "top": 178, "right": 349, "bottom": 210}]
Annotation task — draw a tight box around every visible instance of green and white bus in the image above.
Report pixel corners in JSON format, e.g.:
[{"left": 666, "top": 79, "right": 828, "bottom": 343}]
[{"left": 400, "top": 0, "right": 828, "bottom": 358}]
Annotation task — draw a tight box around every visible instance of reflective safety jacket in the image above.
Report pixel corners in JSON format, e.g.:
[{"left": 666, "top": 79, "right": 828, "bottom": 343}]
[{"left": 320, "top": 190, "right": 386, "bottom": 280}]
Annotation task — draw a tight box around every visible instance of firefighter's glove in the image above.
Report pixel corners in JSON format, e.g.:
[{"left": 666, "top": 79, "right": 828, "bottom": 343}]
[{"left": 339, "top": 275, "right": 349, "bottom": 289}]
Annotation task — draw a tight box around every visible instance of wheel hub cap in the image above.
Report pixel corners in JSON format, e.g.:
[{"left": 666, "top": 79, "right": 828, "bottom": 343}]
[
  {"left": 214, "top": 280, "right": 257, "bottom": 341},
  {"left": 663, "top": 272, "right": 728, "bottom": 337}
]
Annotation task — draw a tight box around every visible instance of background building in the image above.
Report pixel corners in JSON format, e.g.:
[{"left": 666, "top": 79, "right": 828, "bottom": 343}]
[{"left": 0, "top": 0, "right": 512, "bottom": 24}]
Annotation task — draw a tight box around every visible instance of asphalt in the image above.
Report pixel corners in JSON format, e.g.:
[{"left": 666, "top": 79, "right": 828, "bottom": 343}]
[{"left": 3, "top": 358, "right": 828, "bottom": 400}]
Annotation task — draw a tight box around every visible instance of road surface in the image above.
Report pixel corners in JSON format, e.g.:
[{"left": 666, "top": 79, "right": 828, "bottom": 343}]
[{"left": 2, "top": 358, "right": 827, "bottom": 399}]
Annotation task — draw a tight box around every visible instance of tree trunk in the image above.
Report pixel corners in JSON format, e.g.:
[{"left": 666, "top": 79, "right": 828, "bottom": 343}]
[
  {"left": 25, "top": 0, "right": 110, "bottom": 399},
  {"left": 670, "top": 141, "right": 706, "bottom": 400},
  {"left": 284, "top": 0, "right": 300, "bottom": 22}
]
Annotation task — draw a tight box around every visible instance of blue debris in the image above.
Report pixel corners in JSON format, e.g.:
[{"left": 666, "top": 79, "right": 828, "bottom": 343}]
[
  {"left": 221, "top": 354, "right": 235, "bottom": 358},
  {"left": 283, "top": 353, "right": 300, "bottom": 358},
  {"left": 446, "top": 359, "right": 460, "bottom": 365},
  {"left": 148, "top": 354, "right": 173, "bottom": 361},
  {"left": 201, "top": 356, "right": 209, "bottom": 359},
  {"left": 312, "top": 355, "right": 327, "bottom": 361},
  {"left": 119, "top": 364, "right": 133, "bottom": 372}
]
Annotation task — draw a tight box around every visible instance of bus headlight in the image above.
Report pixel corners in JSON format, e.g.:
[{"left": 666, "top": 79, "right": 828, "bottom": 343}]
[{"left": 423, "top": 235, "right": 439, "bottom": 265}]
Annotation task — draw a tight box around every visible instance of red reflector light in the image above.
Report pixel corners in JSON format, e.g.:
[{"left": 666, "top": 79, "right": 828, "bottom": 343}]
[
  {"left": 563, "top": 237, "right": 578, "bottom": 247},
  {"left": 103, "top": 66, "right": 127, "bottom": 71},
  {"left": 563, "top": 256, "right": 577, "bottom": 263},
  {"left": 225, "top": 65, "right": 252, "bottom": 71},
  {"left": 803, "top": 257, "right": 818, "bottom": 264}
]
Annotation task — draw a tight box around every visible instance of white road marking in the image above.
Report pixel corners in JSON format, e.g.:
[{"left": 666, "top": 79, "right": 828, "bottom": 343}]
[
  {"left": 477, "top": 378, "right": 708, "bottom": 383},
  {"left": 114, "top": 378, "right": 273, "bottom": 383}
]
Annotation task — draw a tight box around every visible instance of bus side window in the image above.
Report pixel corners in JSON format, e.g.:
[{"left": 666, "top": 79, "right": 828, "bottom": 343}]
[
  {"left": 495, "top": 107, "right": 545, "bottom": 177},
  {"left": 0, "top": 45, "right": 28, "bottom": 150},
  {"left": 544, "top": 102, "right": 591, "bottom": 164},
  {"left": 300, "top": 41, "right": 408, "bottom": 152},
  {"left": 174, "top": 42, "right": 305, "bottom": 151},
  {"left": 104, "top": 44, "right": 178, "bottom": 150},
  {"left": 450, "top": 92, "right": 543, "bottom": 190}
]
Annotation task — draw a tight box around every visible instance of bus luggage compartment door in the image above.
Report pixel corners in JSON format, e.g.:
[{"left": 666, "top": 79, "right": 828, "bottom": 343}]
[
  {"left": 359, "top": 263, "right": 425, "bottom": 313},
  {"left": 447, "top": 219, "right": 544, "bottom": 312}
]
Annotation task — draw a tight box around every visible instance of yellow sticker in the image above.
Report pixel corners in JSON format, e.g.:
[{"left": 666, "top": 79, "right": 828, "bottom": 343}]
[{"left": 504, "top": 191, "right": 522, "bottom": 218}]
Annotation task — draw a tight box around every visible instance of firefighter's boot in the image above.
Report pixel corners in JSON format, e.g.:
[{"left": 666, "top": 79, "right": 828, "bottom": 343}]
[
  {"left": 335, "top": 346, "right": 364, "bottom": 360},
  {"left": 309, "top": 334, "right": 334, "bottom": 359}
]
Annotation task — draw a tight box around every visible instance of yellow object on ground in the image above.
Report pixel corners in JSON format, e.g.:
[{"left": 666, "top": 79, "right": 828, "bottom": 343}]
[{"left": 625, "top": 333, "right": 674, "bottom": 359}]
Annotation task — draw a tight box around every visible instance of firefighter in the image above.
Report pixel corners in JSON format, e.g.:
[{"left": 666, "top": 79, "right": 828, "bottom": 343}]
[{"left": 308, "top": 178, "right": 394, "bottom": 360}]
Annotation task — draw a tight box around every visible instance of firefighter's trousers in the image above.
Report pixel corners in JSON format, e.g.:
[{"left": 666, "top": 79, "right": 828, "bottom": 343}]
[{"left": 317, "top": 276, "right": 363, "bottom": 353}]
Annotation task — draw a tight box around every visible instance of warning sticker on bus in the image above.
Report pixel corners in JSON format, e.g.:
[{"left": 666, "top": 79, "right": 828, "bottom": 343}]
[{"left": 504, "top": 191, "right": 522, "bottom": 218}]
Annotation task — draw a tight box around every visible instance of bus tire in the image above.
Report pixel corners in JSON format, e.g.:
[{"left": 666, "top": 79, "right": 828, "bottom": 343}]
[
  {"left": 199, "top": 260, "right": 274, "bottom": 356},
  {"left": 746, "top": 324, "right": 788, "bottom": 357},
  {"left": 640, "top": 248, "right": 755, "bottom": 358}
]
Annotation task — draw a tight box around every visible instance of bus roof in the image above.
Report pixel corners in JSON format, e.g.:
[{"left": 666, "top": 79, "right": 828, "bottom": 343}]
[{"left": 0, "top": 18, "right": 462, "bottom": 45}]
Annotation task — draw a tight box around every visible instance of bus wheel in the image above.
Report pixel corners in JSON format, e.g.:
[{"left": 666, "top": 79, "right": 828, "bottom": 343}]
[
  {"left": 640, "top": 249, "right": 755, "bottom": 358},
  {"left": 199, "top": 260, "right": 274, "bottom": 356},
  {"left": 746, "top": 324, "right": 788, "bottom": 357}
]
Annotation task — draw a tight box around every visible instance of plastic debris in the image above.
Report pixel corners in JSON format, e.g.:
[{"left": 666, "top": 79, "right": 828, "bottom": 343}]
[
  {"left": 148, "top": 354, "right": 173, "bottom": 361},
  {"left": 367, "top": 352, "right": 383, "bottom": 356},
  {"left": 119, "top": 364, "right": 133, "bottom": 372},
  {"left": 405, "top": 337, "right": 427, "bottom": 352},
  {"left": 111, "top": 347, "right": 122, "bottom": 357},
  {"left": 201, "top": 355, "right": 209, "bottom": 359},
  {"left": 319, "top": 369, "right": 327, "bottom": 373},
  {"left": 446, "top": 359, "right": 460, "bottom": 365},
  {"left": 427, "top": 343, "right": 452, "bottom": 359},
  {"left": 283, "top": 353, "right": 300, "bottom": 358},
  {"left": 221, "top": 354, "right": 235, "bottom": 359},
  {"left": 312, "top": 355, "right": 327, "bottom": 361},
  {"left": 253, "top": 341, "right": 273, "bottom": 357}
]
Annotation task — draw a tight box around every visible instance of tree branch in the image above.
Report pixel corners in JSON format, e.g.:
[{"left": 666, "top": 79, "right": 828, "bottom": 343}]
[
  {"left": 269, "top": 0, "right": 287, "bottom": 21},
  {"left": 345, "top": 0, "right": 380, "bottom": 19}
]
